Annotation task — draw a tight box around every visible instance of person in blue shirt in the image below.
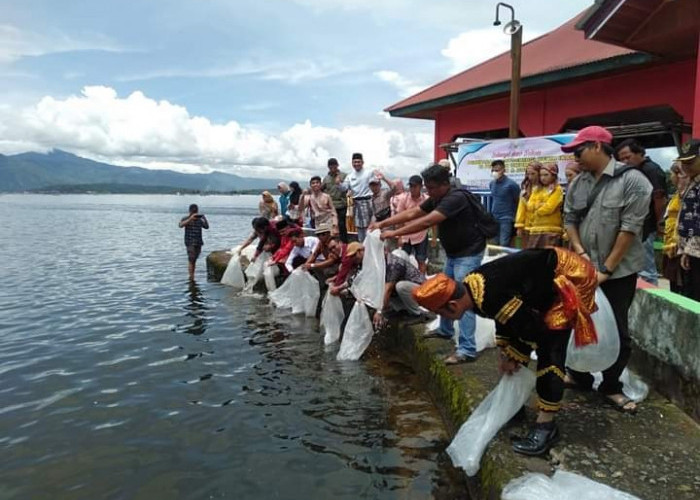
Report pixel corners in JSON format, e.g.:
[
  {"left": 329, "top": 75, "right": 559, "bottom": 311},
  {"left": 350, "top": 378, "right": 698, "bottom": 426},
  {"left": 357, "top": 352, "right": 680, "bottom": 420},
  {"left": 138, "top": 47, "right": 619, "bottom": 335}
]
[{"left": 488, "top": 160, "right": 521, "bottom": 246}]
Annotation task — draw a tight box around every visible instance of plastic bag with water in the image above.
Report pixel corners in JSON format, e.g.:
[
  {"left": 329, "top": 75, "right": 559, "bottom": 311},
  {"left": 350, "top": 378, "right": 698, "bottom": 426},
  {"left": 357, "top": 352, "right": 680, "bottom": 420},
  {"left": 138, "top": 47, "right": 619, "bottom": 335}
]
[
  {"left": 592, "top": 368, "right": 649, "bottom": 403},
  {"left": 221, "top": 251, "right": 245, "bottom": 288},
  {"left": 244, "top": 251, "right": 269, "bottom": 290},
  {"left": 291, "top": 271, "right": 320, "bottom": 317},
  {"left": 349, "top": 230, "right": 385, "bottom": 309},
  {"left": 502, "top": 470, "right": 641, "bottom": 500},
  {"left": 320, "top": 290, "right": 344, "bottom": 345},
  {"left": 268, "top": 268, "right": 319, "bottom": 317},
  {"left": 424, "top": 316, "right": 497, "bottom": 352},
  {"left": 566, "top": 288, "right": 620, "bottom": 373},
  {"left": 446, "top": 368, "right": 536, "bottom": 476},
  {"left": 337, "top": 302, "right": 373, "bottom": 361}
]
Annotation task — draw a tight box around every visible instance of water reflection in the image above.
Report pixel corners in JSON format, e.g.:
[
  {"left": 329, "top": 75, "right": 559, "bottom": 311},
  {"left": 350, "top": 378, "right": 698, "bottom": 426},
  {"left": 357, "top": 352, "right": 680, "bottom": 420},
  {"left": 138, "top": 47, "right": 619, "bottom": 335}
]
[{"left": 182, "top": 281, "right": 208, "bottom": 336}]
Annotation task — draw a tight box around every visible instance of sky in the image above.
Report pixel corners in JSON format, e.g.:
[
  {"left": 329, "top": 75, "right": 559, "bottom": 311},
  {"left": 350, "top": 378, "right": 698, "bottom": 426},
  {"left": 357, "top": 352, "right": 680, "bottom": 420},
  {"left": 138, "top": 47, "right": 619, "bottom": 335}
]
[{"left": 0, "top": 0, "right": 595, "bottom": 181}]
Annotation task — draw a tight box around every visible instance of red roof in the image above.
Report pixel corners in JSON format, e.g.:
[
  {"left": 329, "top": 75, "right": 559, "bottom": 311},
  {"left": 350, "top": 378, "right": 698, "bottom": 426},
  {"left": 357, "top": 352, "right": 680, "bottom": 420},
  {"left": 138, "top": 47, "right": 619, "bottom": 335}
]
[{"left": 385, "top": 11, "right": 636, "bottom": 116}]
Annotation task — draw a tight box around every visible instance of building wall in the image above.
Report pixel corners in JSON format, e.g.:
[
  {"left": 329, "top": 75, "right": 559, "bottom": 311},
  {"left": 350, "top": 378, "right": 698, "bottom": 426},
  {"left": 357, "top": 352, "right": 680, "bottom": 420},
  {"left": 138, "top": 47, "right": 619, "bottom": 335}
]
[{"left": 433, "top": 59, "right": 696, "bottom": 159}]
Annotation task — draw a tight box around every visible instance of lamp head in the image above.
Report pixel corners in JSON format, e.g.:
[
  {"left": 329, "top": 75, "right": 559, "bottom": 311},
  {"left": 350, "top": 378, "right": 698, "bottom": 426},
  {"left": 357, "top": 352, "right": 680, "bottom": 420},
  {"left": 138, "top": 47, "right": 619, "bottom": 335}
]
[
  {"left": 503, "top": 19, "right": 522, "bottom": 35},
  {"left": 493, "top": 19, "right": 501, "bottom": 26}
]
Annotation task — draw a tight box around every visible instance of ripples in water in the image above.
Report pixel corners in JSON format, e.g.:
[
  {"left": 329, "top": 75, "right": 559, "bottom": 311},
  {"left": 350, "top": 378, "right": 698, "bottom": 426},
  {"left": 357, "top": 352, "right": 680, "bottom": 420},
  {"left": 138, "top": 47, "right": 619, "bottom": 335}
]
[{"left": 0, "top": 194, "right": 467, "bottom": 499}]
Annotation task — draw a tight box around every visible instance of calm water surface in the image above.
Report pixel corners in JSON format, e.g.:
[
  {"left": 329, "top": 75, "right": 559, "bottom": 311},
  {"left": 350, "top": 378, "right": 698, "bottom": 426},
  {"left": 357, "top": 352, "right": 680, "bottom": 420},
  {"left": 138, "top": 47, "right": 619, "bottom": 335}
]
[{"left": 0, "top": 194, "right": 466, "bottom": 500}]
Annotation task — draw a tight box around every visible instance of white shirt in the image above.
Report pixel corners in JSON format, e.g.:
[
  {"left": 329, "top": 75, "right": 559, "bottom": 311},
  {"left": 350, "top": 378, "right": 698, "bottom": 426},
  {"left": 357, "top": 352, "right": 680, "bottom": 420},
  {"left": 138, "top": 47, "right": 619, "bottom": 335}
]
[
  {"left": 285, "top": 236, "right": 322, "bottom": 272},
  {"left": 342, "top": 168, "right": 374, "bottom": 199}
]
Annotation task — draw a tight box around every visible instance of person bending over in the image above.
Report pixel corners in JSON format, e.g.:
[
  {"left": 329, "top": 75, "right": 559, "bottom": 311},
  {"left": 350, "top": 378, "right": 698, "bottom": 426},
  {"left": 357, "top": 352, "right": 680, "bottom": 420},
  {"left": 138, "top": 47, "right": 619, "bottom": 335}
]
[{"left": 412, "top": 247, "right": 598, "bottom": 456}]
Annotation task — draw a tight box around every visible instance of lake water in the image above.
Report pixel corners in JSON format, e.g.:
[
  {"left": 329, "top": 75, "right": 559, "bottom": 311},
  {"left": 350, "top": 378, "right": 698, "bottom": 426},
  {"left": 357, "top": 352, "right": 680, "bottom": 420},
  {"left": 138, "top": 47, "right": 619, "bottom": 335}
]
[{"left": 0, "top": 194, "right": 466, "bottom": 499}]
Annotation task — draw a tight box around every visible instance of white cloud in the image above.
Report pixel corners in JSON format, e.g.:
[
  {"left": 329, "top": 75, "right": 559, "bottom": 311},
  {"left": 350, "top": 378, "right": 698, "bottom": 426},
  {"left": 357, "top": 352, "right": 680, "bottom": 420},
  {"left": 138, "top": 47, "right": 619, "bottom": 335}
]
[
  {"left": 117, "top": 58, "right": 349, "bottom": 84},
  {"left": 441, "top": 27, "right": 542, "bottom": 75},
  {"left": 374, "top": 70, "right": 427, "bottom": 98},
  {"left": 0, "top": 24, "right": 125, "bottom": 65},
  {"left": 0, "top": 86, "right": 433, "bottom": 180}
]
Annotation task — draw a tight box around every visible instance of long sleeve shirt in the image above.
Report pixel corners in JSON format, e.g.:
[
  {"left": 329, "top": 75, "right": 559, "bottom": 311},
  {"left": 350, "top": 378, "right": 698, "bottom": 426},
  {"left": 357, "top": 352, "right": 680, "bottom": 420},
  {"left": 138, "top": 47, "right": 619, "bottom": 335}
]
[
  {"left": 489, "top": 176, "right": 520, "bottom": 221},
  {"left": 529, "top": 185, "right": 564, "bottom": 235},
  {"left": 678, "top": 175, "right": 700, "bottom": 259},
  {"left": 564, "top": 157, "right": 652, "bottom": 279}
]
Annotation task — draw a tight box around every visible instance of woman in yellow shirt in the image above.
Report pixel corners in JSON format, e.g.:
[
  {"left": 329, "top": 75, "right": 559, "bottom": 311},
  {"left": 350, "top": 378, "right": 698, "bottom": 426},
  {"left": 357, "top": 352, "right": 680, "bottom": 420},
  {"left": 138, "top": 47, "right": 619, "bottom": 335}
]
[
  {"left": 527, "top": 163, "right": 564, "bottom": 248},
  {"left": 662, "top": 163, "right": 689, "bottom": 293},
  {"left": 515, "top": 161, "right": 543, "bottom": 248}
]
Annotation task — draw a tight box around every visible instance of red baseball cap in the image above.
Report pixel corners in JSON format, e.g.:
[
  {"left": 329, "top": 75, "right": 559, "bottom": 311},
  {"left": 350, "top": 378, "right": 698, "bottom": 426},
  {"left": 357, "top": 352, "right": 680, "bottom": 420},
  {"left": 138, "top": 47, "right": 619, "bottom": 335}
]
[{"left": 561, "top": 126, "right": 613, "bottom": 153}]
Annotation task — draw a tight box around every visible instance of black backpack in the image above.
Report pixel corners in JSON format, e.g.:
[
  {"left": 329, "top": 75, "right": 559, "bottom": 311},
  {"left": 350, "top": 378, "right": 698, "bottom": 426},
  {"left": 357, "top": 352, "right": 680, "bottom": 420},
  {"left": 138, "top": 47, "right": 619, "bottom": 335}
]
[{"left": 458, "top": 188, "right": 500, "bottom": 239}]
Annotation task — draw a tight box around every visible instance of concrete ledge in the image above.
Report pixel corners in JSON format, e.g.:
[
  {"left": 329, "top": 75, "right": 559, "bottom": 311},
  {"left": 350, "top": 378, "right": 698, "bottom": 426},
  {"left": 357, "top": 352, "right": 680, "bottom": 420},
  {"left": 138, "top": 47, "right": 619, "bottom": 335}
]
[
  {"left": 384, "top": 320, "right": 700, "bottom": 500},
  {"left": 630, "top": 288, "right": 700, "bottom": 420}
]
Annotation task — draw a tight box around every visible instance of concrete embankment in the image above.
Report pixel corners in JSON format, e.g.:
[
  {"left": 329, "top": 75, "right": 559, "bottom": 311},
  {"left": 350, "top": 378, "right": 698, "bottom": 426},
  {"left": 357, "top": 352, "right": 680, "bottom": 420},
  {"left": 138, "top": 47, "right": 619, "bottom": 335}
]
[{"left": 383, "top": 320, "right": 700, "bottom": 500}]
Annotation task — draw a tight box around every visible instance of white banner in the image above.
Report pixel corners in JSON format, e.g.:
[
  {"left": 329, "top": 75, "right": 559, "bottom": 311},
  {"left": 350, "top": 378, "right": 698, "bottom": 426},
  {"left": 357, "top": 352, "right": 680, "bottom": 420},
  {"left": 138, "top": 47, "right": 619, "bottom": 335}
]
[{"left": 456, "top": 134, "right": 576, "bottom": 189}]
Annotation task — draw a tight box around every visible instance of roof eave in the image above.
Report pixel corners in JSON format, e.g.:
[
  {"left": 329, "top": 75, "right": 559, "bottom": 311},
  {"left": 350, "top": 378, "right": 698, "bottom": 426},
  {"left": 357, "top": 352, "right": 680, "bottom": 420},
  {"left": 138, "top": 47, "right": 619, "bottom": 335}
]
[{"left": 386, "top": 52, "right": 653, "bottom": 119}]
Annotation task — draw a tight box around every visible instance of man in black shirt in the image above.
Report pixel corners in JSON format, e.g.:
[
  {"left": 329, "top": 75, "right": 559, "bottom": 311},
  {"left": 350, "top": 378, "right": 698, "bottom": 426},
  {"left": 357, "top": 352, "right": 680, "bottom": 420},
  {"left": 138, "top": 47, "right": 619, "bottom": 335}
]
[
  {"left": 371, "top": 164, "right": 485, "bottom": 364},
  {"left": 179, "top": 203, "right": 209, "bottom": 281},
  {"left": 615, "top": 139, "right": 667, "bottom": 285}
]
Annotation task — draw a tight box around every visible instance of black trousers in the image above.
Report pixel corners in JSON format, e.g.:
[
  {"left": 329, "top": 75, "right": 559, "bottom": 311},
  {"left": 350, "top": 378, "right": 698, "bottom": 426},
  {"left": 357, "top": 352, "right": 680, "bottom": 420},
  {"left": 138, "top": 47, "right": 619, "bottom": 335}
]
[
  {"left": 336, "top": 206, "right": 348, "bottom": 243},
  {"left": 684, "top": 256, "right": 700, "bottom": 301},
  {"left": 534, "top": 329, "right": 571, "bottom": 413},
  {"left": 569, "top": 273, "right": 637, "bottom": 395}
]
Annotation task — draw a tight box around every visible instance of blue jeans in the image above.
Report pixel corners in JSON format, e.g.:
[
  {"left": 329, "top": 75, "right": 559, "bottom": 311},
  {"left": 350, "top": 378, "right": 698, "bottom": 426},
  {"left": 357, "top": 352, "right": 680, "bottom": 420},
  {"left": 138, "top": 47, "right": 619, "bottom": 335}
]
[
  {"left": 497, "top": 218, "right": 514, "bottom": 247},
  {"left": 439, "top": 251, "right": 484, "bottom": 357},
  {"left": 639, "top": 231, "right": 658, "bottom": 285}
]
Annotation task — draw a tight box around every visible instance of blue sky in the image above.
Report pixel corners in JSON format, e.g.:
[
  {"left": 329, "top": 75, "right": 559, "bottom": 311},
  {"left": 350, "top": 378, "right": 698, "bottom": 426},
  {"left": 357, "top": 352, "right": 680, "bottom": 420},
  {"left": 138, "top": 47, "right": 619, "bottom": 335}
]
[{"left": 0, "top": 0, "right": 593, "bottom": 180}]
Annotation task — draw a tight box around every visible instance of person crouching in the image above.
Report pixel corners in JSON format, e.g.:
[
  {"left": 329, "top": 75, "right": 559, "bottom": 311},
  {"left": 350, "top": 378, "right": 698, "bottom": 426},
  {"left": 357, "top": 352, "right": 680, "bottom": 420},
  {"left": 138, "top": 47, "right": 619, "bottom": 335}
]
[{"left": 412, "top": 247, "right": 598, "bottom": 456}]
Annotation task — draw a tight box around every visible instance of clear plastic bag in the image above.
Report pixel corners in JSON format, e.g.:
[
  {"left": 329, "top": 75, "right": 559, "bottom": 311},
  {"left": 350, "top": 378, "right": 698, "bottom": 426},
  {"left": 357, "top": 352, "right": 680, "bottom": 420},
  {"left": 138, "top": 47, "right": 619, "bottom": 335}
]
[
  {"left": 350, "top": 230, "right": 385, "bottom": 309},
  {"left": 337, "top": 302, "right": 373, "bottom": 361},
  {"left": 446, "top": 368, "right": 536, "bottom": 476},
  {"left": 268, "top": 268, "right": 319, "bottom": 317},
  {"left": 592, "top": 368, "right": 649, "bottom": 403},
  {"left": 566, "top": 288, "right": 620, "bottom": 373},
  {"left": 502, "top": 470, "right": 642, "bottom": 500},
  {"left": 221, "top": 253, "right": 245, "bottom": 288},
  {"left": 320, "top": 290, "right": 344, "bottom": 345},
  {"left": 244, "top": 251, "right": 269, "bottom": 291},
  {"left": 423, "top": 316, "right": 496, "bottom": 352},
  {"left": 292, "top": 271, "right": 320, "bottom": 317}
]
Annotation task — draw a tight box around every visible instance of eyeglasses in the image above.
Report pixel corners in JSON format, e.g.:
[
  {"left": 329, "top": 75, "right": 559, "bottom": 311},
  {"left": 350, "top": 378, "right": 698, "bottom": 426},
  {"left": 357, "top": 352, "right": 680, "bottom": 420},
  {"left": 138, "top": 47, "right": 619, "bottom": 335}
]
[{"left": 573, "top": 142, "right": 592, "bottom": 159}]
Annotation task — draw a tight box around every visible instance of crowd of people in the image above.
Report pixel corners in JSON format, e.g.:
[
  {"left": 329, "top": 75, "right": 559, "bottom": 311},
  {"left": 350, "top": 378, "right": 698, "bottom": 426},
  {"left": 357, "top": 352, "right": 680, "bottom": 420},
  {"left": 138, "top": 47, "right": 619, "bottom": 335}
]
[{"left": 180, "top": 127, "right": 700, "bottom": 458}]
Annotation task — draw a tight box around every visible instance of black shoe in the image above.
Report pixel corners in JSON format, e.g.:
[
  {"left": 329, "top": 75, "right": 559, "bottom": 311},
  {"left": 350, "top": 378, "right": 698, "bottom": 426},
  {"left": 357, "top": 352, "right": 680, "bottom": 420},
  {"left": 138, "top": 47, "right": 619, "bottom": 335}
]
[{"left": 511, "top": 422, "right": 559, "bottom": 456}]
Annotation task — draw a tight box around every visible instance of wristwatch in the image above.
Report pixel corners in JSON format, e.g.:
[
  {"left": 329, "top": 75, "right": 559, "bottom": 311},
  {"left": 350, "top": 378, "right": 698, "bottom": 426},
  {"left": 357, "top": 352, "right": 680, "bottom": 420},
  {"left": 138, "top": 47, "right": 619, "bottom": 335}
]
[{"left": 599, "top": 264, "right": 614, "bottom": 276}]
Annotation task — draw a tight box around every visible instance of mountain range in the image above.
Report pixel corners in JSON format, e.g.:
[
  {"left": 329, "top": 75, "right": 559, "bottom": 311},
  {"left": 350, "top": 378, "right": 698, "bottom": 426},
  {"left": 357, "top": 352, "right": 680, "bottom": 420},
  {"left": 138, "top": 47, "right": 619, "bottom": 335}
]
[{"left": 0, "top": 150, "right": 283, "bottom": 193}]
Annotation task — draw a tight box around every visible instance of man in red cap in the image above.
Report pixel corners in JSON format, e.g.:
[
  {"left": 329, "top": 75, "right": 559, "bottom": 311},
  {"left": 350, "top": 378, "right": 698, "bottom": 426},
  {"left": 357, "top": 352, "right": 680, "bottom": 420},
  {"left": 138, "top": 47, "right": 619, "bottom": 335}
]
[
  {"left": 562, "top": 126, "right": 651, "bottom": 413},
  {"left": 412, "top": 247, "right": 598, "bottom": 456}
]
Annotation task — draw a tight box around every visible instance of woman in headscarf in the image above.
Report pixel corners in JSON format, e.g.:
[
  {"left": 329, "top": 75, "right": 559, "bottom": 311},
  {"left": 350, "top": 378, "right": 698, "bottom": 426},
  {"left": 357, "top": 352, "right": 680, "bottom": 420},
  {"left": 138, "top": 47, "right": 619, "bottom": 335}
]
[
  {"left": 527, "top": 163, "right": 564, "bottom": 248},
  {"left": 259, "top": 191, "right": 279, "bottom": 219},
  {"left": 514, "top": 161, "right": 543, "bottom": 248}
]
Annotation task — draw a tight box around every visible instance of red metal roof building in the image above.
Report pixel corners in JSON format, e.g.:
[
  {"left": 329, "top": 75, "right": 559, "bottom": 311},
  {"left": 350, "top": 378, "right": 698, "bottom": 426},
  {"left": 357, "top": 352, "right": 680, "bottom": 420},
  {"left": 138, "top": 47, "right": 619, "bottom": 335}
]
[{"left": 386, "top": 1, "right": 699, "bottom": 160}]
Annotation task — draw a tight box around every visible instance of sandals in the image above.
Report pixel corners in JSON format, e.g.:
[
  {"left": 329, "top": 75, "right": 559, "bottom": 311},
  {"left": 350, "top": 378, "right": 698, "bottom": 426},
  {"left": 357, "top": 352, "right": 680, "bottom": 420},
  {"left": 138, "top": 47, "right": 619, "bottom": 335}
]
[
  {"left": 444, "top": 353, "right": 478, "bottom": 365},
  {"left": 603, "top": 394, "right": 638, "bottom": 414}
]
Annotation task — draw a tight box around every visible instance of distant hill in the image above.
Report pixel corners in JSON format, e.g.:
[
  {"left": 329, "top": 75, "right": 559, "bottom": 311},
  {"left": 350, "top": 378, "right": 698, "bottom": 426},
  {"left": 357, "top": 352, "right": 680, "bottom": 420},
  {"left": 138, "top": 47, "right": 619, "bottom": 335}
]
[{"left": 0, "top": 150, "right": 283, "bottom": 193}]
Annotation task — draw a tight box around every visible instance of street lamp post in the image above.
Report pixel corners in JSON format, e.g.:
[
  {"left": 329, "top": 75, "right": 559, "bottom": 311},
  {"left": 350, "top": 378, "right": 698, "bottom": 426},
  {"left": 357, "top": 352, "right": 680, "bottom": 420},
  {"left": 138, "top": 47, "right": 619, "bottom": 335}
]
[{"left": 493, "top": 2, "right": 522, "bottom": 139}]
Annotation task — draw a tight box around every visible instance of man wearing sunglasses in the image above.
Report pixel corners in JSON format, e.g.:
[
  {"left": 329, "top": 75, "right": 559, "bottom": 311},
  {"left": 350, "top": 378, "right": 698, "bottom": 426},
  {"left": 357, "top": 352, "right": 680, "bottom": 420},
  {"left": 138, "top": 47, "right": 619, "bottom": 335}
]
[{"left": 561, "top": 126, "right": 652, "bottom": 414}]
